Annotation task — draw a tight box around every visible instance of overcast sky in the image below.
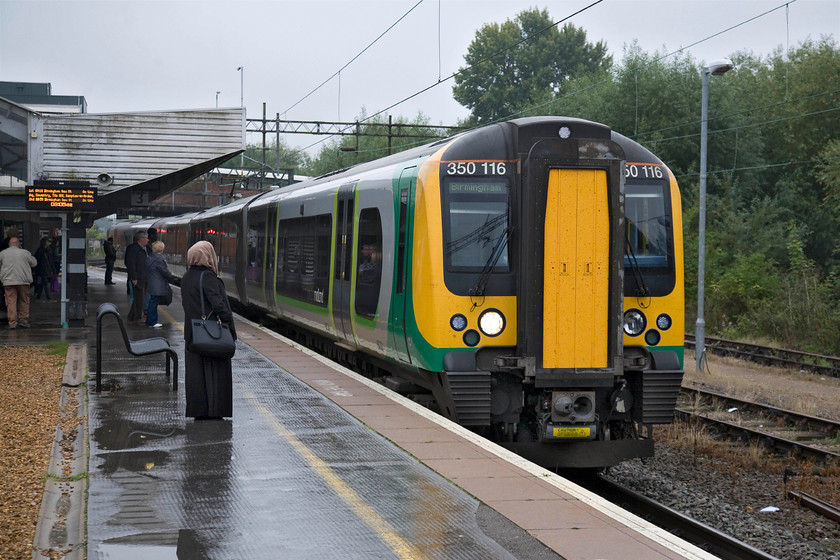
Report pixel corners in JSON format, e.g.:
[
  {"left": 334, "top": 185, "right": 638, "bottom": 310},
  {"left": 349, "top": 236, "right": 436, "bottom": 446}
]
[{"left": 1, "top": 0, "right": 837, "bottom": 155}]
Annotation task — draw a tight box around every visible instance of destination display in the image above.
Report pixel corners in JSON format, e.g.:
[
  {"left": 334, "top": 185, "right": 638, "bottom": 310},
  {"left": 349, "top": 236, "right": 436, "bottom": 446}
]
[{"left": 26, "top": 181, "right": 97, "bottom": 210}]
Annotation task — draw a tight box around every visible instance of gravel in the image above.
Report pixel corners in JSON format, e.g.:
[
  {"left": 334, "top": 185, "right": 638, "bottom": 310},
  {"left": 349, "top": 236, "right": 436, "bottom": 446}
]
[
  {"left": 0, "top": 346, "right": 64, "bottom": 560},
  {"left": 607, "top": 442, "right": 840, "bottom": 560},
  {"left": 606, "top": 353, "right": 840, "bottom": 560}
]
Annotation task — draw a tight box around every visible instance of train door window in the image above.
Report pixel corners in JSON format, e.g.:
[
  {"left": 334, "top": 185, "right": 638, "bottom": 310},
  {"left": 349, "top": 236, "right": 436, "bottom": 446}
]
[
  {"left": 625, "top": 184, "right": 670, "bottom": 268},
  {"left": 248, "top": 211, "right": 266, "bottom": 284},
  {"left": 355, "top": 208, "right": 382, "bottom": 319},
  {"left": 443, "top": 178, "right": 510, "bottom": 271},
  {"left": 396, "top": 188, "right": 408, "bottom": 295},
  {"left": 334, "top": 199, "right": 354, "bottom": 281},
  {"left": 275, "top": 222, "right": 287, "bottom": 292},
  {"left": 315, "top": 214, "right": 331, "bottom": 306}
]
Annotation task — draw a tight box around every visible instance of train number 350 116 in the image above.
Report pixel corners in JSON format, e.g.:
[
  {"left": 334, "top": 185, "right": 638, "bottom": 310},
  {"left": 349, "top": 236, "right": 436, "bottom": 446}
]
[
  {"left": 625, "top": 163, "right": 664, "bottom": 179},
  {"left": 446, "top": 161, "right": 507, "bottom": 176}
]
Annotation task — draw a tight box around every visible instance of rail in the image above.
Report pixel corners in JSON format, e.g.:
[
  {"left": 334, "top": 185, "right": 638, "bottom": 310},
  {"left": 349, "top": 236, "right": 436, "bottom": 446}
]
[
  {"left": 590, "top": 475, "right": 780, "bottom": 560},
  {"left": 685, "top": 334, "right": 840, "bottom": 377}
]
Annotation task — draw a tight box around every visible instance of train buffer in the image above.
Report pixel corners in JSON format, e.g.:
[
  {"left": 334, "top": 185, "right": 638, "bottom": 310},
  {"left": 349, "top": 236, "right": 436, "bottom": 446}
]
[{"left": 95, "top": 302, "right": 178, "bottom": 392}]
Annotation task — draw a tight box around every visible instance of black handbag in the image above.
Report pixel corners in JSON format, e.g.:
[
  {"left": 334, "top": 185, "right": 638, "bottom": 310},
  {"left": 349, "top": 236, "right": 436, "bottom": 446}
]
[
  {"left": 189, "top": 271, "right": 235, "bottom": 358},
  {"left": 161, "top": 284, "right": 173, "bottom": 306}
]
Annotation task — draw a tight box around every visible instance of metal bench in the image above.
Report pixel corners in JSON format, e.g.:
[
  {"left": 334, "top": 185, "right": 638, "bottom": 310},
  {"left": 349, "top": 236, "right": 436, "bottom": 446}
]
[{"left": 95, "top": 302, "right": 178, "bottom": 392}]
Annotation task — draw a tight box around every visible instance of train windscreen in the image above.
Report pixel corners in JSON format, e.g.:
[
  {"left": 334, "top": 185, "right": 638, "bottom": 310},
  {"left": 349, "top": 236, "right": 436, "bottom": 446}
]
[
  {"left": 625, "top": 183, "right": 670, "bottom": 268},
  {"left": 444, "top": 178, "right": 510, "bottom": 272}
]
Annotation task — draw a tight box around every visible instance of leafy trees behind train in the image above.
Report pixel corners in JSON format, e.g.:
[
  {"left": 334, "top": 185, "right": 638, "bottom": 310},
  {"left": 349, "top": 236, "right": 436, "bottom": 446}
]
[{"left": 451, "top": 8, "right": 611, "bottom": 125}]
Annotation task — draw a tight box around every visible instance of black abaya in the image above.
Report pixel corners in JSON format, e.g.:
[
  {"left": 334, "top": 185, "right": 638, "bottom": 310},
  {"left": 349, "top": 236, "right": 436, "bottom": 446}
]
[{"left": 184, "top": 350, "right": 233, "bottom": 418}]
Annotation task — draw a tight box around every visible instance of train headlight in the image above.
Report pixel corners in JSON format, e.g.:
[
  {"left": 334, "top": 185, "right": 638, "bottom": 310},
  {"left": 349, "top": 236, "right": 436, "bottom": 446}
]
[
  {"left": 645, "top": 330, "right": 661, "bottom": 346},
  {"left": 450, "top": 314, "right": 468, "bottom": 332},
  {"left": 656, "top": 314, "right": 672, "bottom": 330},
  {"left": 623, "top": 309, "right": 646, "bottom": 337},
  {"left": 478, "top": 309, "right": 505, "bottom": 337}
]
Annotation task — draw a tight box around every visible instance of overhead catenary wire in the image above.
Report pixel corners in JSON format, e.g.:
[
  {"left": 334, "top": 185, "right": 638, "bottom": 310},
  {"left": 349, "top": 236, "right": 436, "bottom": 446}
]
[
  {"left": 280, "top": 0, "right": 817, "bottom": 167},
  {"left": 297, "top": 0, "right": 605, "bottom": 153},
  {"left": 280, "top": 0, "right": 425, "bottom": 117}
]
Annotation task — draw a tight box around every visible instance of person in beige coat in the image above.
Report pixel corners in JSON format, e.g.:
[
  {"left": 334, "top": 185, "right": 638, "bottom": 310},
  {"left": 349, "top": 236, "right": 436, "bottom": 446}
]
[{"left": 0, "top": 237, "right": 37, "bottom": 329}]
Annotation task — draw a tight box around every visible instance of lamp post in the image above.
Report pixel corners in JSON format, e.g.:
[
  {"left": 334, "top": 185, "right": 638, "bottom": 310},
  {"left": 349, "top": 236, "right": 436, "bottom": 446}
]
[
  {"left": 696, "top": 58, "right": 733, "bottom": 373},
  {"left": 237, "top": 66, "right": 244, "bottom": 108},
  {"left": 237, "top": 66, "right": 244, "bottom": 172}
]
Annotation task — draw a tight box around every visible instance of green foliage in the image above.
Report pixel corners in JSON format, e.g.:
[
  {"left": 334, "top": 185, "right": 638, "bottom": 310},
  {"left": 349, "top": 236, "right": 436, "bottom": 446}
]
[
  {"left": 221, "top": 137, "right": 312, "bottom": 176},
  {"left": 818, "top": 139, "right": 840, "bottom": 213},
  {"left": 307, "top": 110, "right": 446, "bottom": 177},
  {"left": 452, "top": 8, "right": 611, "bottom": 124}
]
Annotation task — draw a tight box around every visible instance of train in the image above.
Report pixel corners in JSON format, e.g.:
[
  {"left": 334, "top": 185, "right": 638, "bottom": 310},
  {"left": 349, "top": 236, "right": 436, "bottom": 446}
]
[{"left": 110, "top": 116, "right": 685, "bottom": 469}]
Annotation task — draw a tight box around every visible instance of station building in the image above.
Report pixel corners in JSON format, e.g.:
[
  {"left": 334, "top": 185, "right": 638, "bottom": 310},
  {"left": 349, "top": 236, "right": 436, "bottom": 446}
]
[{"left": 0, "top": 81, "right": 245, "bottom": 326}]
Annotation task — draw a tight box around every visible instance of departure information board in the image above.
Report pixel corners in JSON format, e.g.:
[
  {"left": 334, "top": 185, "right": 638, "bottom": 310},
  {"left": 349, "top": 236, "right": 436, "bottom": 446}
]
[{"left": 26, "top": 180, "right": 97, "bottom": 210}]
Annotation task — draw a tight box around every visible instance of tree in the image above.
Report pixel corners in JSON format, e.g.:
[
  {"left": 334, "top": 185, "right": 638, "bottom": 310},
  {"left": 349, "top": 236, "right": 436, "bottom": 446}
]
[
  {"left": 452, "top": 8, "right": 611, "bottom": 124},
  {"left": 307, "top": 110, "right": 448, "bottom": 176}
]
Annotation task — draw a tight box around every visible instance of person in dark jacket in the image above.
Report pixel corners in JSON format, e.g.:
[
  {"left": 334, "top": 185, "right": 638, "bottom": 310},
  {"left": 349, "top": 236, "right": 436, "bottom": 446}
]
[
  {"left": 33, "top": 237, "right": 55, "bottom": 301},
  {"left": 145, "top": 241, "right": 173, "bottom": 328},
  {"left": 124, "top": 231, "right": 149, "bottom": 323},
  {"left": 103, "top": 237, "right": 117, "bottom": 285},
  {"left": 181, "top": 241, "right": 236, "bottom": 419}
]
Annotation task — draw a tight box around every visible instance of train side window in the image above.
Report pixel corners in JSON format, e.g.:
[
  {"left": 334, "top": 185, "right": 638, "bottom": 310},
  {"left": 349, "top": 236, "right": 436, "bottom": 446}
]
[
  {"left": 355, "top": 208, "right": 382, "bottom": 319},
  {"left": 275, "top": 214, "right": 331, "bottom": 307}
]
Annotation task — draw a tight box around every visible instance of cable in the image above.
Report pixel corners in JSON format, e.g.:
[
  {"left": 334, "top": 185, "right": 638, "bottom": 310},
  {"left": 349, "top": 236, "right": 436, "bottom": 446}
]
[
  {"left": 280, "top": 0, "right": 425, "bottom": 117},
  {"left": 297, "top": 0, "right": 605, "bottom": 153}
]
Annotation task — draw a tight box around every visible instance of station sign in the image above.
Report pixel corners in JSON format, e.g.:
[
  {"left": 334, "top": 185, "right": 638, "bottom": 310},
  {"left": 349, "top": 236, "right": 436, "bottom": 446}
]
[{"left": 26, "top": 180, "right": 97, "bottom": 211}]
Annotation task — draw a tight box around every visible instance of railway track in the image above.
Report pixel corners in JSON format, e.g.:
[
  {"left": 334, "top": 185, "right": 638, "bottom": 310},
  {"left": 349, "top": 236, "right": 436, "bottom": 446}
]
[
  {"left": 677, "top": 386, "right": 840, "bottom": 464},
  {"left": 686, "top": 334, "right": 840, "bottom": 377},
  {"left": 574, "top": 474, "right": 780, "bottom": 560}
]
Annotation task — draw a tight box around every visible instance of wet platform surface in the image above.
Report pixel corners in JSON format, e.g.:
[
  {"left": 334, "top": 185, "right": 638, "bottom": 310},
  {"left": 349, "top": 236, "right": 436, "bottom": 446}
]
[{"left": 6, "top": 270, "right": 717, "bottom": 560}]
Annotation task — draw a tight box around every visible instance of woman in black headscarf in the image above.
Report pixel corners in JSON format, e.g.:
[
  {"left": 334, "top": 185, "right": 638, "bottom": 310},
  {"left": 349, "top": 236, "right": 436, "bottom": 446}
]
[{"left": 181, "top": 241, "right": 237, "bottom": 419}]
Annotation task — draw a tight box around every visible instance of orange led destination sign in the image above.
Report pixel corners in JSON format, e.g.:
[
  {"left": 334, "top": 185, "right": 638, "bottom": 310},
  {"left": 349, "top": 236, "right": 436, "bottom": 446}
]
[{"left": 26, "top": 180, "right": 97, "bottom": 211}]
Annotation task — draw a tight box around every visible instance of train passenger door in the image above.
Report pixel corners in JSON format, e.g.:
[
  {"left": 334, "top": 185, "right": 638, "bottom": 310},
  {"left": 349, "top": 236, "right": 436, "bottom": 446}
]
[
  {"left": 262, "top": 204, "right": 277, "bottom": 310},
  {"left": 332, "top": 183, "right": 357, "bottom": 344},
  {"left": 390, "top": 169, "right": 414, "bottom": 363}
]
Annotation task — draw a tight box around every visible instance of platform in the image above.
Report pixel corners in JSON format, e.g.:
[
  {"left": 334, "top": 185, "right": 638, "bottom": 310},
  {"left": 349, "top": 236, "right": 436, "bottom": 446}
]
[{"left": 8, "top": 270, "right": 719, "bottom": 560}]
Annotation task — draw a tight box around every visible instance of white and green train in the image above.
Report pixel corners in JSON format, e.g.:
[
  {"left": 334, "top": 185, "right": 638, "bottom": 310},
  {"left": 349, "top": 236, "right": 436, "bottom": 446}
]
[{"left": 111, "top": 116, "right": 685, "bottom": 468}]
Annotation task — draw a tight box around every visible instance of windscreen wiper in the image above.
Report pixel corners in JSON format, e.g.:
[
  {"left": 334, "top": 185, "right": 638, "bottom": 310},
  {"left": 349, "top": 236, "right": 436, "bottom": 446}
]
[
  {"left": 445, "top": 213, "right": 508, "bottom": 259},
  {"left": 469, "top": 226, "right": 511, "bottom": 305},
  {"left": 625, "top": 228, "right": 650, "bottom": 297}
]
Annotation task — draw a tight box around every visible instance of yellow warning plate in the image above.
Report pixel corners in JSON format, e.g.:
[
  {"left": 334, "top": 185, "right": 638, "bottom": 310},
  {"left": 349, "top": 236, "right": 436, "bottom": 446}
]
[{"left": 552, "top": 427, "right": 592, "bottom": 438}]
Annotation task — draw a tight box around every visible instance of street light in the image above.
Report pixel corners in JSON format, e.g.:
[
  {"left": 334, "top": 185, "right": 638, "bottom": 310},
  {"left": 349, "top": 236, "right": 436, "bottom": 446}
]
[
  {"left": 696, "top": 58, "right": 733, "bottom": 373},
  {"left": 237, "top": 66, "right": 244, "bottom": 172},
  {"left": 237, "top": 66, "right": 244, "bottom": 108}
]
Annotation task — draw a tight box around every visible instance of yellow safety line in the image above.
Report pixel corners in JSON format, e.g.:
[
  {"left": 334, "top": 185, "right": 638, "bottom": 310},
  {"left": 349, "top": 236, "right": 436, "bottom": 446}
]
[
  {"left": 244, "top": 390, "right": 424, "bottom": 560},
  {"left": 157, "top": 298, "right": 420, "bottom": 557},
  {"left": 159, "top": 307, "right": 181, "bottom": 331}
]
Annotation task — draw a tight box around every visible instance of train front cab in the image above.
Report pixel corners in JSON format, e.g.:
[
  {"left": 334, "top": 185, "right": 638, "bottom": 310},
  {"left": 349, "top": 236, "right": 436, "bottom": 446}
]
[{"left": 413, "top": 118, "right": 684, "bottom": 469}]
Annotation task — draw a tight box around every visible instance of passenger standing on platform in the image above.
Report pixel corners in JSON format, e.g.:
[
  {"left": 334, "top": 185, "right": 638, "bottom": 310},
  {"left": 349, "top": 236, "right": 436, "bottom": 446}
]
[
  {"left": 103, "top": 237, "right": 117, "bottom": 285},
  {"left": 33, "top": 237, "right": 55, "bottom": 301},
  {"left": 181, "top": 241, "right": 236, "bottom": 419},
  {"left": 0, "top": 237, "right": 37, "bottom": 329},
  {"left": 144, "top": 227, "right": 158, "bottom": 316},
  {"left": 145, "top": 241, "right": 173, "bottom": 328},
  {"left": 124, "top": 231, "right": 149, "bottom": 323}
]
